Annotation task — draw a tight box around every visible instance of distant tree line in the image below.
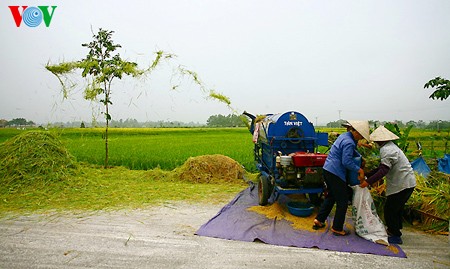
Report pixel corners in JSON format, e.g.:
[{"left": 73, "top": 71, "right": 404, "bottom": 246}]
[
  {"left": 51, "top": 115, "right": 247, "bottom": 128},
  {"left": 206, "top": 114, "right": 246, "bottom": 127},
  {"left": 53, "top": 119, "right": 205, "bottom": 128},
  {"left": 326, "top": 119, "right": 450, "bottom": 131},
  {"left": 1, "top": 116, "right": 448, "bottom": 130},
  {"left": 110, "top": 119, "right": 204, "bottom": 128},
  {"left": 0, "top": 118, "right": 35, "bottom": 128}
]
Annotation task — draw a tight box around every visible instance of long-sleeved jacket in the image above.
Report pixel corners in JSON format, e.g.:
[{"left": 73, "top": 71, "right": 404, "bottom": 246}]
[{"left": 323, "top": 131, "right": 361, "bottom": 182}]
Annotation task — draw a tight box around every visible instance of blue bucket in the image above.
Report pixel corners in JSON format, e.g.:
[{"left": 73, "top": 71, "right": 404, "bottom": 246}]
[
  {"left": 347, "top": 156, "right": 361, "bottom": 186},
  {"left": 287, "top": 202, "right": 314, "bottom": 217}
]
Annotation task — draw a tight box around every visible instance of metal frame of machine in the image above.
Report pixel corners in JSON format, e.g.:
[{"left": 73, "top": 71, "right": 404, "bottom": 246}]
[{"left": 243, "top": 111, "right": 329, "bottom": 206}]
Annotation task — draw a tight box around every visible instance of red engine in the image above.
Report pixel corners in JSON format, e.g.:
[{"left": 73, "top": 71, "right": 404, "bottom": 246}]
[
  {"left": 276, "top": 152, "right": 327, "bottom": 188},
  {"left": 292, "top": 152, "right": 327, "bottom": 167}
]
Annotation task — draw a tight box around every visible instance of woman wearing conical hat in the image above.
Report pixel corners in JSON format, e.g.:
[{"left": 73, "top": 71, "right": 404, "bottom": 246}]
[
  {"left": 360, "top": 125, "right": 416, "bottom": 245},
  {"left": 313, "top": 120, "right": 369, "bottom": 236}
]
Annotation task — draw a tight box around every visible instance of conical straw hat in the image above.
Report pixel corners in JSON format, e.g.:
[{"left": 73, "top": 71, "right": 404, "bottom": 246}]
[
  {"left": 347, "top": 120, "right": 370, "bottom": 142},
  {"left": 370, "top": 126, "right": 399, "bottom": 142}
]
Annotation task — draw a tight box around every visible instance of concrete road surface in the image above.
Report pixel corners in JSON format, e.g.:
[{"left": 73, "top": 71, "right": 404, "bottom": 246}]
[{"left": 0, "top": 202, "right": 448, "bottom": 269}]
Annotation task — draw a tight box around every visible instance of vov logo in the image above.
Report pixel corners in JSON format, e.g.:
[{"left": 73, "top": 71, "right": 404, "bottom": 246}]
[{"left": 9, "top": 6, "right": 57, "bottom": 27}]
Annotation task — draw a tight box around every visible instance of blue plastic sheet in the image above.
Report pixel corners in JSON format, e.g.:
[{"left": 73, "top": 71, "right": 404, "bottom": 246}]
[
  {"left": 438, "top": 154, "right": 450, "bottom": 174},
  {"left": 410, "top": 157, "right": 431, "bottom": 177},
  {"left": 196, "top": 182, "right": 406, "bottom": 258}
]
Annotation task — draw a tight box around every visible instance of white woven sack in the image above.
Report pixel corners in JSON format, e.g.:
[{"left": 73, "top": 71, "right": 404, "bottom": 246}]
[{"left": 351, "top": 185, "right": 389, "bottom": 245}]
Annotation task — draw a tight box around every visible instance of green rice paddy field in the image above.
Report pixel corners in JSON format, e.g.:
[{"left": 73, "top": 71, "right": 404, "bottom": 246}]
[
  {"left": 0, "top": 127, "right": 448, "bottom": 172},
  {"left": 0, "top": 128, "right": 255, "bottom": 171}
]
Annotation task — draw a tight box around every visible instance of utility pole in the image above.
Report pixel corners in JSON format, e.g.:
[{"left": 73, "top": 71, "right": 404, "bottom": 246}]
[{"left": 338, "top": 110, "right": 342, "bottom": 120}]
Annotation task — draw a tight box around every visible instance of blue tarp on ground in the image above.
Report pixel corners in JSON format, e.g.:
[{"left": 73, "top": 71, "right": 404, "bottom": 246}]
[
  {"left": 196, "top": 183, "right": 406, "bottom": 258},
  {"left": 438, "top": 154, "right": 450, "bottom": 174},
  {"left": 411, "top": 157, "right": 431, "bottom": 177}
]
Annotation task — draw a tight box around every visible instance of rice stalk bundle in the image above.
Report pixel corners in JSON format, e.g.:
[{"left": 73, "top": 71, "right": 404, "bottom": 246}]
[
  {"left": 370, "top": 182, "right": 387, "bottom": 219},
  {"left": 369, "top": 172, "right": 449, "bottom": 233},
  {"left": 0, "top": 131, "right": 79, "bottom": 188},
  {"left": 408, "top": 172, "right": 450, "bottom": 233}
]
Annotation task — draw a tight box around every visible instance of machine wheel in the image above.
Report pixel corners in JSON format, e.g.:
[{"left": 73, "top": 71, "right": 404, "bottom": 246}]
[{"left": 258, "top": 174, "right": 271, "bottom": 206}]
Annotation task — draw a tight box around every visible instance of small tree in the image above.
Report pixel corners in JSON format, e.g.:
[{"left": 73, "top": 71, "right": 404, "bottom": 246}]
[
  {"left": 424, "top": 76, "right": 450, "bottom": 100},
  {"left": 46, "top": 28, "right": 233, "bottom": 168},
  {"left": 47, "top": 29, "right": 145, "bottom": 168}
]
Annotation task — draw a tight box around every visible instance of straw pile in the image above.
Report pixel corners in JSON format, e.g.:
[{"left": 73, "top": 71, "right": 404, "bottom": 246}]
[
  {"left": 175, "top": 154, "right": 245, "bottom": 183},
  {"left": 0, "top": 131, "right": 78, "bottom": 187}
]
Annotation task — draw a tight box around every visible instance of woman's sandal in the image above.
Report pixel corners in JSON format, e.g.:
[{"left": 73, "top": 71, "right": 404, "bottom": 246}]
[
  {"left": 331, "top": 227, "right": 350, "bottom": 236},
  {"left": 312, "top": 219, "right": 325, "bottom": 230}
]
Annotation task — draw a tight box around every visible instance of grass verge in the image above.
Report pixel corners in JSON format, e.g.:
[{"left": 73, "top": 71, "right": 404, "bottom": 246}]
[{"left": 0, "top": 165, "right": 250, "bottom": 217}]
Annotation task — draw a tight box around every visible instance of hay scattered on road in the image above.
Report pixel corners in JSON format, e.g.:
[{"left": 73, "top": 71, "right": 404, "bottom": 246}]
[
  {"left": 386, "top": 245, "right": 400, "bottom": 254},
  {"left": 174, "top": 154, "right": 245, "bottom": 183},
  {"left": 0, "top": 131, "right": 79, "bottom": 187}
]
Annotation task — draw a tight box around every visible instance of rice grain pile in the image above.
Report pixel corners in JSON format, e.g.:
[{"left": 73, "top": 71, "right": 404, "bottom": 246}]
[
  {"left": 175, "top": 154, "right": 245, "bottom": 183},
  {"left": 0, "top": 131, "right": 78, "bottom": 187},
  {"left": 248, "top": 202, "right": 324, "bottom": 233},
  {"left": 386, "top": 245, "right": 400, "bottom": 254}
]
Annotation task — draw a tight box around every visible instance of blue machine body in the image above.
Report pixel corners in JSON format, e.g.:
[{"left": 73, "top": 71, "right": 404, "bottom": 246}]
[
  {"left": 244, "top": 111, "right": 329, "bottom": 202},
  {"left": 256, "top": 111, "right": 327, "bottom": 157}
]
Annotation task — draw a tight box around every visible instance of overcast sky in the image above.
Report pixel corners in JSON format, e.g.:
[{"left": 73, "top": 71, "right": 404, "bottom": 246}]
[{"left": 1, "top": 0, "right": 449, "bottom": 125}]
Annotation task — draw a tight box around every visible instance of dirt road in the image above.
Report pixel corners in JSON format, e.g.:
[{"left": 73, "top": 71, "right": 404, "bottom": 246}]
[{"left": 0, "top": 202, "right": 448, "bottom": 269}]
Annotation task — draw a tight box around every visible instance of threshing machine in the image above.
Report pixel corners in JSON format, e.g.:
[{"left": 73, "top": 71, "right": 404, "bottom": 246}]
[{"left": 243, "top": 111, "right": 329, "bottom": 206}]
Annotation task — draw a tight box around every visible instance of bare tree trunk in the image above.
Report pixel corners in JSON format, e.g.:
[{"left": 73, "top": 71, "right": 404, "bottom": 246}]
[
  {"left": 105, "top": 112, "right": 109, "bottom": 169},
  {"left": 104, "top": 84, "right": 109, "bottom": 169}
]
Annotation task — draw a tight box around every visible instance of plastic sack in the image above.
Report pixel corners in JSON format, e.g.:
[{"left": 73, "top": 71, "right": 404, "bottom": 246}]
[{"left": 351, "top": 185, "right": 389, "bottom": 245}]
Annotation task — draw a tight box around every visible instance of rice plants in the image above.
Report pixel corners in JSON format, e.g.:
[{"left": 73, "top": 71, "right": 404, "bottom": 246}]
[{"left": 60, "top": 128, "right": 256, "bottom": 171}]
